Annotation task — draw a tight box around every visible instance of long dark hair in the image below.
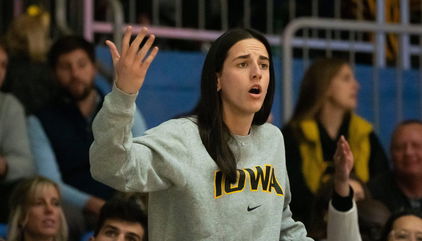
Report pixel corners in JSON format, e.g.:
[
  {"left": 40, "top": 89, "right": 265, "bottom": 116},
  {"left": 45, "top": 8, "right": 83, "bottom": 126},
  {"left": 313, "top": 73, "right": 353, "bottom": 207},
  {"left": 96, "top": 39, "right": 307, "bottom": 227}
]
[{"left": 191, "top": 28, "right": 275, "bottom": 182}]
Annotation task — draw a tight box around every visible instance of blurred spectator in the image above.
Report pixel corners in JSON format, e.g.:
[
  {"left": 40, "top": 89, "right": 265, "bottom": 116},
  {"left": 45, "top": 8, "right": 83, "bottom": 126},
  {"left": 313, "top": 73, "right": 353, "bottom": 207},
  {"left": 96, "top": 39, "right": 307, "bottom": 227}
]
[
  {"left": 357, "top": 199, "right": 391, "bottom": 241},
  {"left": 1, "top": 5, "right": 57, "bottom": 115},
  {"left": 378, "top": 209, "right": 422, "bottom": 241},
  {"left": 282, "top": 58, "right": 389, "bottom": 227},
  {"left": 369, "top": 120, "right": 422, "bottom": 213},
  {"left": 90, "top": 194, "right": 148, "bottom": 241},
  {"left": 27, "top": 35, "right": 147, "bottom": 241},
  {"left": 7, "top": 176, "right": 68, "bottom": 241},
  {"left": 0, "top": 39, "right": 34, "bottom": 222}
]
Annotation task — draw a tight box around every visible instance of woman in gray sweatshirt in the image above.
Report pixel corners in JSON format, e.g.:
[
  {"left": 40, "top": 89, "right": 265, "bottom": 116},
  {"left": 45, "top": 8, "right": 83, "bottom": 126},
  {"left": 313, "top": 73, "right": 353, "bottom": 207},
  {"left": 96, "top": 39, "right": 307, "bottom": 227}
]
[{"left": 90, "top": 27, "right": 361, "bottom": 241}]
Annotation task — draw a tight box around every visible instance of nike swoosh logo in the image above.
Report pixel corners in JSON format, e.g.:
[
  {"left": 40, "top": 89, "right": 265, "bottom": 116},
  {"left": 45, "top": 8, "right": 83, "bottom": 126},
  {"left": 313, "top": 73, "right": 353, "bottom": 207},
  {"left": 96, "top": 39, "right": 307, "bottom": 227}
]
[{"left": 247, "top": 205, "right": 262, "bottom": 212}]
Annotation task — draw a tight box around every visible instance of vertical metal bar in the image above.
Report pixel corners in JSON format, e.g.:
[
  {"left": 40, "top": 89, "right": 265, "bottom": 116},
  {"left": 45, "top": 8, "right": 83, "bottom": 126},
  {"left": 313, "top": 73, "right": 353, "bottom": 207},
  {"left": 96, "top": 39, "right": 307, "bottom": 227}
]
[
  {"left": 325, "top": 29, "right": 332, "bottom": 58},
  {"left": 14, "top": 0, "right": 23, "bottom": 17},
  {"left": 349, "top": 31, "right": 356, "bottom": 65},
  {"left": 153, "top": 0, "right": 160, "bottom": 25},
  {"left": 400, "top": 0, "right": 410, "bottom": 69},
  {"left": 375, "top": 0, "right": 386, "bottom": 67},
  {"left": 244, "top": 0, "right": 251, "bottom": 28},
  {"left": 311, "top": 0, "right": 318, "bottom": 37},
  {"left": 129, "top": 0, "right": 135, "bottom": 24},
  {"left": 198, "top": 0, "right": 205, "bottom": 29},
  {"left": 220, "top": 0, "right": 228, "bottom": 30},
  {"left": 175, "top": 0, "right": 182, "bottom": 27},
  {"left": 267, "top": 0, "right": 273, "bottom": 33},
  {"left": 420, "top": 1, "right": 422, "bottom": 119},
  {"left": 419, "top": 36, "right": 422, "bottom": 119},
  {"left": 396, "top": 37, "right": 403, "bottom": 122},
  {"left": 83, "top": 0, "right": 94, "bottom": 41},
  {"left": 303, "top": 29, "right": 310, "bottom": 70},
  {"left": 334, "top": 0, "right": 341, "bottom": 40},
  {"left": 356, "top": 0, "right": 363, "bottom": 42},
  {"left": 282, "top": 29, "right": 294, "bottom": 122},
  {"left": 372, "top": 64, "right": 380, "bottom": 132},
  {"left": 289, "top": 0, "right": 295, "bottom": 21},
  {"left": 107, "top": 0, "right": 124, "bottom": 51}
]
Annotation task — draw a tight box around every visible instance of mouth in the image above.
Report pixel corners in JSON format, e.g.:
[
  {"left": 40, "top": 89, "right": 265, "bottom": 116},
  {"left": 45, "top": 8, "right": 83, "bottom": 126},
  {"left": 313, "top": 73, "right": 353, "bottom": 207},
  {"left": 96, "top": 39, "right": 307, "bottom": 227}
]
[
  {"left": 248, "top": 85, "right": 262, "bottom": 95},
  {"left": 42, "top": 218, "right": 56, "bottom": 227}
]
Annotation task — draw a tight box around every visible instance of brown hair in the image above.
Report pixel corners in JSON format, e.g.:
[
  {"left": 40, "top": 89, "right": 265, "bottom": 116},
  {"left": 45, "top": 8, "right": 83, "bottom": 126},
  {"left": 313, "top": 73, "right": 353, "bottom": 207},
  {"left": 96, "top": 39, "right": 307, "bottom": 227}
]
[{"left": 289, "top": 58, "right": 350, "bottom": 124}]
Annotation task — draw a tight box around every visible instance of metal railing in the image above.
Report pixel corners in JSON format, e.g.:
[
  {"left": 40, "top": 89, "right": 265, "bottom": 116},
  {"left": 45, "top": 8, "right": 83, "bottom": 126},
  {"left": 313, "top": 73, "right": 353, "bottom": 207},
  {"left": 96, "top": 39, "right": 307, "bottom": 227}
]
[{"left": 282, "top": 17, "right": 422, "bottom": 130}]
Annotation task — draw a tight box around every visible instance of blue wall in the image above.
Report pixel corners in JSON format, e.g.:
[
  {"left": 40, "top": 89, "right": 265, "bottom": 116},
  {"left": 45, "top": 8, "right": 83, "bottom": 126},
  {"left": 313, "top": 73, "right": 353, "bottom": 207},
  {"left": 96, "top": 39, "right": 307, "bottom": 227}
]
[{"left": 95, "top": 46, "right": 422, "bottom": 151}]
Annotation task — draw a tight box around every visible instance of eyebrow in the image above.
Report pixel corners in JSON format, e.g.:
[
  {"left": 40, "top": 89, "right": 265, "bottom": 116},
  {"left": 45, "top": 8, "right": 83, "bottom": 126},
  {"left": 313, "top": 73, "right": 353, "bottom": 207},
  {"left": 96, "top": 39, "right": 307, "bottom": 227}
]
[{"left": 232, "top": 54, "right": 269, "bottom": 61}]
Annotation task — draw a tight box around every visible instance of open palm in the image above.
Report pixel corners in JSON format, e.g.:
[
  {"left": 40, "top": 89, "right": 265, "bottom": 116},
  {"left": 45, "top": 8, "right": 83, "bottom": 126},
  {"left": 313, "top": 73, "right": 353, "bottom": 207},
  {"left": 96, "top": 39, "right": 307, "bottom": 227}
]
[{"left": 106, "top": 26, "right": 159, "bottom": 94}]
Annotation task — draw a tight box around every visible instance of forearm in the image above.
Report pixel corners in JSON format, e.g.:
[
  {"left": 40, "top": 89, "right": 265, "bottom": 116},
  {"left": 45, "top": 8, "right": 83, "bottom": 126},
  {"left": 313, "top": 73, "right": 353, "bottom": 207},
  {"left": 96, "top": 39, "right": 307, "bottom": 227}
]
[{"left": 90, "top": 84, "right": 138, "bottom": 191}]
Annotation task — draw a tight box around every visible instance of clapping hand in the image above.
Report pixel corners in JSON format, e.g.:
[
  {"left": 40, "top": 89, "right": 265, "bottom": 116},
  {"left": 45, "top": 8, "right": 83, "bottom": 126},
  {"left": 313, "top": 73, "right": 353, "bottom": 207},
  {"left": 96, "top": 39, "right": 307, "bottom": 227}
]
[
  {"left": 333, "top": 135, "right": 354, "bottom": 197},
  {"left": 105, "top": 26, "right": 159, "bottom": 94}
]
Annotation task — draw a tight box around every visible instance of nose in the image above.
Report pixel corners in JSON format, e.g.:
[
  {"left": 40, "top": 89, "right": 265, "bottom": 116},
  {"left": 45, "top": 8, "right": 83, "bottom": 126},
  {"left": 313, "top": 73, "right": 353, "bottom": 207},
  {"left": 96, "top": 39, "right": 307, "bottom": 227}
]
[
  {"left": 250, "top": 63, "right": 262, "bottom": 81},
  {"left": 44, "top": 203, "right": 55, "bottom": 214},
  {"left": 70, "top": 64, "right": 80, "bottom": 78},
  {"left": 116, "top": 234, "right": 125, "bottom": 241}
]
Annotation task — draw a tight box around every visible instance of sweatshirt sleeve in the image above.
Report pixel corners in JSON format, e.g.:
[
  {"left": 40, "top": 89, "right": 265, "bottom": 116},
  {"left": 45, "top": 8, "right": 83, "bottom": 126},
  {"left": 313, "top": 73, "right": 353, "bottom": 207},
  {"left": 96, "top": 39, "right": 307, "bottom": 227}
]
[
  {"left": 2, "top": 94, "right": 34, "bottom": 181},
  {"left": 326, "top": 201, "right": 362, "bottom": 241},
  {"left": 90, "top": 85, "right": 188, "bottom": 193}
]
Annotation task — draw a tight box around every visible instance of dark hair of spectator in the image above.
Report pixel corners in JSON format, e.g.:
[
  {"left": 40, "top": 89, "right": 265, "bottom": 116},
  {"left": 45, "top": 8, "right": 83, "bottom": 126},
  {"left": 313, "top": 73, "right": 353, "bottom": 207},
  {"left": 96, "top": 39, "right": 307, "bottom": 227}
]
[
  {"left": 93, "top": 196, "right": 148, "bottom": 238},
  {"left": 48, "top": 35, "right": 95, "bottom": 68},
  {"left": 191, "top": 28, "right": 275, "bottom": 183},
  {"left": 378, "top": 209, "right": 422, "bottom": 241}
]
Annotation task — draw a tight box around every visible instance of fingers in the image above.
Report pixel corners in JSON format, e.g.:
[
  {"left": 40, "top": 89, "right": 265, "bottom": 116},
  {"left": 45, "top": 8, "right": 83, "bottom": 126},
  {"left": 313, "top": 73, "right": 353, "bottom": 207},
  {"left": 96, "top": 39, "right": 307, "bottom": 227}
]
[
  {"left": 121, "top": 26, "right": 133, "bottom": 57},
  {"left": 142, "top": 46, "right": 159, "bottom": 68},
  {"left": 127, "top": 27, "right": 149, "bottom": 60},
  {"left": 136, "top": 34, "right": 156, "bottom": 63},
  {"left": 105, "top": 40, "right": 120, "bottom": 65}
]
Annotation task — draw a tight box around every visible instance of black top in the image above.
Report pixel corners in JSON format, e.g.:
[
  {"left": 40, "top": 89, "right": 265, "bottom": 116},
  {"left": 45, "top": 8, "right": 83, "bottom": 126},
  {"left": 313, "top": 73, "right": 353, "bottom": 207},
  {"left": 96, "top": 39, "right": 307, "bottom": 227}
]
[
  {"left": 281, "top": 115, "right": 389, "bottom": 227},
  {"left": 368, "top": 171, "right": 422, "bottom": 212}
]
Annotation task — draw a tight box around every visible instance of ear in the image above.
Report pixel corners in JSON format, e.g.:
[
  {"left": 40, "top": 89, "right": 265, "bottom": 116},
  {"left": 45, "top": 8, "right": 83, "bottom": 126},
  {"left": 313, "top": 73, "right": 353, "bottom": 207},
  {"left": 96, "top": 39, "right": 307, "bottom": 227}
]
[{"left": 216, "top": 73, "right": 221, "bottom": 91}]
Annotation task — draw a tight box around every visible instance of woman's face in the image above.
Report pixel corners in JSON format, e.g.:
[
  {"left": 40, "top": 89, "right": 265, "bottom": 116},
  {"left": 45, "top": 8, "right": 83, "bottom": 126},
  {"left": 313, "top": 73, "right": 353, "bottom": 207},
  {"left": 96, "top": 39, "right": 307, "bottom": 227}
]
[
  {"left": 24, "top": 185, "right": 62, "bottom": 240},
  {"left": 217, "top": 38, "right": 270, "bottom": 121},
  {"left": 388, "top": 215, "right": 422, "bottom": 241},
  {"left": 326, "top": 64, "right": 359, "bottom": 111}
]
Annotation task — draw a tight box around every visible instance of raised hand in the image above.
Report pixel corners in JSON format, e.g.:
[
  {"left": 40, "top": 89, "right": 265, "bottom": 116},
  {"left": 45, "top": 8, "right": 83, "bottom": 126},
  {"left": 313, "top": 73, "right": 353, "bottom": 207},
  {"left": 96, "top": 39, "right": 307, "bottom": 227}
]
[
  {"left": 333, "top": 135, "right": 354, "bottom": 197},
  {"left": 105, "top": 26, "right": 159, "bottom": 94}
]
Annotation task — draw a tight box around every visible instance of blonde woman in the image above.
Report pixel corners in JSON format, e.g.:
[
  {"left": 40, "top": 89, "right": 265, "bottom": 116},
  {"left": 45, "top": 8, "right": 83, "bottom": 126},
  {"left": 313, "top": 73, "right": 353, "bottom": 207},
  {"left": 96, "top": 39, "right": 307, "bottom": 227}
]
[
  {"left": 281, "top": 58, "right": 389, "bottom": 227},
  {"left": 7, "top": 176, "right": 67, "bottom": 241},
  {"left": 1, "top": 5, "right": 56, "bottom": 115}
]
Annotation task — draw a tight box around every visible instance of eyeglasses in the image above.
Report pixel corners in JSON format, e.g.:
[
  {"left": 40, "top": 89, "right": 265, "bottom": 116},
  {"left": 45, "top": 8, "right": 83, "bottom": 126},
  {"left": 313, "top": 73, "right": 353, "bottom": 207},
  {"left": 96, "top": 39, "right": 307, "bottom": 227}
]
[{"left": 389, "top": 229, "right": 422, "bottom": 241}]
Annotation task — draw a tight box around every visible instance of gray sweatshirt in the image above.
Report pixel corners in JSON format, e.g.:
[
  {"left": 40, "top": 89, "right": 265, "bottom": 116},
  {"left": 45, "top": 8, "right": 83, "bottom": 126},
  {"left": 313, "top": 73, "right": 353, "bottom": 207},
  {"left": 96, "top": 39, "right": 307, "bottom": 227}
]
[
  {"left": 0, "top": 92, "right": 34, "bottom": 181},
  {"left": 90, "top": 86, "right": 360, "bottom": 241}
]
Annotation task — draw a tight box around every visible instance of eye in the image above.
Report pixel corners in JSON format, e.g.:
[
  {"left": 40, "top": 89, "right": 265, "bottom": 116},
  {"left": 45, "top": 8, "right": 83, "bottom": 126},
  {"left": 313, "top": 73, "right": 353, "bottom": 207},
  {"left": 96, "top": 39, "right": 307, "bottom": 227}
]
[
  {"left": 105, "top": 230, "right": 118, "bottom": 237},
  {"left": 126, "top": 236, "right": 138, "bottom": 241},
  {"left": 260, "top": 63, "right": 269, "bottom": 70},
  {"left": 237, "top": 62, "right": 247, "bottom": 68}
]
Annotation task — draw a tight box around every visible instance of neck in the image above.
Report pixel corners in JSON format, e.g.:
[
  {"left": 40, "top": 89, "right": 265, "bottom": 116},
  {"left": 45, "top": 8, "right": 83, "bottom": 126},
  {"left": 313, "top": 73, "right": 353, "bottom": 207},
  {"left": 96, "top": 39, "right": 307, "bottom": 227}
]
[
  {"left": 222, "top": 110, "right": 254, "bottom": 136},
  {"left": 395, "top": 173, "right": 422, "bottom": 199},
  {"left": 24, "top": 232, "right": 54, "bottom": 241},
  {"left": 318, "top": 103, "right": 346, "bottom": 139},
  {"left": 77, "top": 89, "right": 97, "bottom": 118}
]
